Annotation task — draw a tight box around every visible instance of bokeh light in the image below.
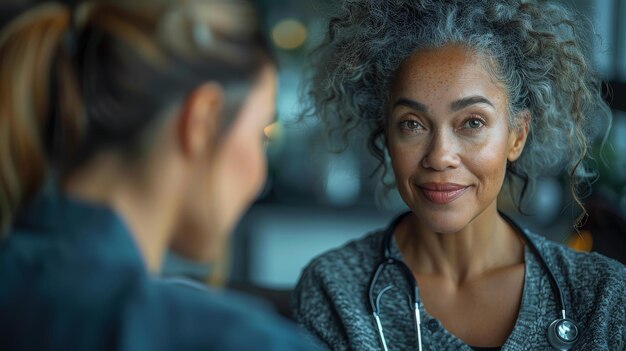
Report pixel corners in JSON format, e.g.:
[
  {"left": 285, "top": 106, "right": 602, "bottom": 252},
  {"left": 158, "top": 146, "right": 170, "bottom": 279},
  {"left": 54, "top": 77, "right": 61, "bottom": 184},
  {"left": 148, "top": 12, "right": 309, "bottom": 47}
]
[{"left": 271, "top": 19, "right": 307, "bottom": 50}]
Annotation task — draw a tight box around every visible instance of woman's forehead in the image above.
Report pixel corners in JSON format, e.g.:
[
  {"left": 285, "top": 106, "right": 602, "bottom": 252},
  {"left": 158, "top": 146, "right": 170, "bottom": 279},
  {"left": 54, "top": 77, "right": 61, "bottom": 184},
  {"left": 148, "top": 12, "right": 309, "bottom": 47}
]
[{"left": 389, "top": 45, "right": 508, "bottom": 110}]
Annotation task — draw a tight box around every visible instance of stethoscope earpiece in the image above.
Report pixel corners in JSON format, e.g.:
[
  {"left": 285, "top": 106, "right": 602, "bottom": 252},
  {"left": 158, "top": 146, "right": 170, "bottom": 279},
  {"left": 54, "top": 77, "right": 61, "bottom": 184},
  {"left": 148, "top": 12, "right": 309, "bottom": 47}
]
[{"left": 547, "top": 317, "right": 579, "bottom": 350}]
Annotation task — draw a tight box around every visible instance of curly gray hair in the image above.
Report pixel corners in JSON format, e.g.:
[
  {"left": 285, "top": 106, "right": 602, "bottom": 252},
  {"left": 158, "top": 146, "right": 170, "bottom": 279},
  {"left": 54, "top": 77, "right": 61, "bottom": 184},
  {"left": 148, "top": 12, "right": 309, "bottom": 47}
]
[{"left": 303, "top": 0, "right": 611, "bottom": 224}]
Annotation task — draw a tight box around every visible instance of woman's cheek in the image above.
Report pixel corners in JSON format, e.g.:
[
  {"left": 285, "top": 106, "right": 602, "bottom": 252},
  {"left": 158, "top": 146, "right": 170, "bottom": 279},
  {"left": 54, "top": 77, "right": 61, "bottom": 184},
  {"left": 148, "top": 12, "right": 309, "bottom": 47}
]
[{"left": 227, "top": 135, "right": 267, "bottom": 203}]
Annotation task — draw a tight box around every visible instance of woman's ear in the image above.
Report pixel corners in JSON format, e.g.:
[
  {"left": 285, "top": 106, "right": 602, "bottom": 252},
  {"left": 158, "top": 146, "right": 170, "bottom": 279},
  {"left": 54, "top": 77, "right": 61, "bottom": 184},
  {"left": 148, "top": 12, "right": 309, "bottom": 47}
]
[
  {"left": 177, "top": 82, "right": 224, "bottom": 158},
  {"left": 507, "top": 110, "right": 530, "bottom": 162}
]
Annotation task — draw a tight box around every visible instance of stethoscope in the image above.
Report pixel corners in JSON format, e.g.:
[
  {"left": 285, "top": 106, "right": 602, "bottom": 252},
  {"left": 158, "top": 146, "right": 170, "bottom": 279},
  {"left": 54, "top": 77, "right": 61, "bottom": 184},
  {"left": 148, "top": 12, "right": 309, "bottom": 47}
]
[{"left": 368, "top": 212, "right": 581, "bottom": 351}]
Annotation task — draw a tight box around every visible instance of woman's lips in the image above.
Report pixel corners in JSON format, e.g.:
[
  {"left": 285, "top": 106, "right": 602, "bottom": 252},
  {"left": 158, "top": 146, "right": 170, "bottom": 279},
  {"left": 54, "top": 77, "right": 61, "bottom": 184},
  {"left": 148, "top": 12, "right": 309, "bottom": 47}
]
[{"left": 417, "top": 183, "right": 469, "bottom": 204}]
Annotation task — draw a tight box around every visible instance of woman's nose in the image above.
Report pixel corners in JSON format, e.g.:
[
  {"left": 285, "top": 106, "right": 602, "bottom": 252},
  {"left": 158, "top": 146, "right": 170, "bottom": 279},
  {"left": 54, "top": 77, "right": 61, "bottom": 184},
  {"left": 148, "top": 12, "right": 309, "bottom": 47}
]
[{"left": 420, "top": 130, "right": 461, "bottom": 171}]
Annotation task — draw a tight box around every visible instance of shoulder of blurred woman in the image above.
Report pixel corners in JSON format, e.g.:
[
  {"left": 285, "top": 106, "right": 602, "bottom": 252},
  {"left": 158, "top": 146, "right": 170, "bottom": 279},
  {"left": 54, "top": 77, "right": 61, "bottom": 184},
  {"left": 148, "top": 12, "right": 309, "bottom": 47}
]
[
  {"left": 0, "top": 191, "right": 319, "bottom": 351},
  {"left": 150, "top": 279, "right": 322, "bottom": 351}
]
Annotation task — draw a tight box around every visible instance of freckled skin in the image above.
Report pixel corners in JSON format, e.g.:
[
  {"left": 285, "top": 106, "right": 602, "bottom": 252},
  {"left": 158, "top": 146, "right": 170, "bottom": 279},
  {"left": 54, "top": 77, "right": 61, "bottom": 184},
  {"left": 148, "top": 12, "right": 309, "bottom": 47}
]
[{"left": 386, "top": 45, "right": 525, "bottom": 234}]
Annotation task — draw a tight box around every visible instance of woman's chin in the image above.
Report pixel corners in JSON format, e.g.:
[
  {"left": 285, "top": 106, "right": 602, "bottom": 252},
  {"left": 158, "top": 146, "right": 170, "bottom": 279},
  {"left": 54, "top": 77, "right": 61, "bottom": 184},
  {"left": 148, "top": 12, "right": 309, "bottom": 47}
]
[{"left": 413, "top": 210, "right": 471, "bottom": 235}]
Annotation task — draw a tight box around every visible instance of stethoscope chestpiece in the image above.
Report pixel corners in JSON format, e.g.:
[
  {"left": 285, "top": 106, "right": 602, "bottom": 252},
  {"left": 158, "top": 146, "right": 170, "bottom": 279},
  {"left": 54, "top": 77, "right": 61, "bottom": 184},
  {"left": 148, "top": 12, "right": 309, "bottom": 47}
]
[{"left": 547, "top": 318, "right": 579, "bottom": 350}]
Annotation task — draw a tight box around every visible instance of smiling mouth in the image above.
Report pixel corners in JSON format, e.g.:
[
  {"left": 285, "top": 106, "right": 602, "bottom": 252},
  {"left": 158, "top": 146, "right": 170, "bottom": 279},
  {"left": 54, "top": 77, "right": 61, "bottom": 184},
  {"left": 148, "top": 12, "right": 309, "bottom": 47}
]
[{"left": 417, "top": 183, "right": 469, "bottom": 204}]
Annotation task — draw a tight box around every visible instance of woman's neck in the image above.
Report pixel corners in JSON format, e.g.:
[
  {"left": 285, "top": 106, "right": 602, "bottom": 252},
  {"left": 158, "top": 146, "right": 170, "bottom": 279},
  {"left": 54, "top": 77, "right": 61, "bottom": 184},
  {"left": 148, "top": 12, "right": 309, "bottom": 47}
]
[
  {"left": 396, "top": 202, "right": 525, "bottom": 285},
  {"left": 63, "top": 152, "right": 183, "bottom": 273}
]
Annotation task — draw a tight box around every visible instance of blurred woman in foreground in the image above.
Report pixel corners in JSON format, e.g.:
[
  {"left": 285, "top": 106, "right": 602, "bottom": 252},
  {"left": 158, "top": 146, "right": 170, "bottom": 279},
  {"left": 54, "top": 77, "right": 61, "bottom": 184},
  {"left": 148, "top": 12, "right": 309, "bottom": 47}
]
[{"left": 0, "top": 1, "right": 317, "bottom": 349}]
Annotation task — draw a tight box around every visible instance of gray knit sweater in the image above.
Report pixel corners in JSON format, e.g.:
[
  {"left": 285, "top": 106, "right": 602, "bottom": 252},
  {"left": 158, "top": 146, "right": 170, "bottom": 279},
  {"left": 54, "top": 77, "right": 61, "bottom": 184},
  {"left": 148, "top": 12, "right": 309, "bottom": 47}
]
[{"left": 293, "top": 227, "right": 625, "bottom": 350}]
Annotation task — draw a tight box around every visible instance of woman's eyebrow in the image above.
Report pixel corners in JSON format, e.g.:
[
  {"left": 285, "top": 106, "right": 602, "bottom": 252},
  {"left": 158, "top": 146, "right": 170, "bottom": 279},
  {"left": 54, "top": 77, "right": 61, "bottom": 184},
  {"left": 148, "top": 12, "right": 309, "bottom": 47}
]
[
  {"left": 450, "top": 96, "right": 495, "bottom": 111},
  {"left": 392, "top": 98, "right": 429, "bottom": 113}
]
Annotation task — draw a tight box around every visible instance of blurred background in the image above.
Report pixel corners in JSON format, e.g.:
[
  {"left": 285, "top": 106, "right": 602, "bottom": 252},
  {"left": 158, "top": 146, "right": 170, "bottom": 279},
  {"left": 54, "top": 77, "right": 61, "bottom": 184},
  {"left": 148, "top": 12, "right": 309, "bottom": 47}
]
[
  {"left": 166, "top": 0, "right": 626, "bottom": 307},
  {"left": 2, "top": 0, "right": 624, "bottom": 317}
]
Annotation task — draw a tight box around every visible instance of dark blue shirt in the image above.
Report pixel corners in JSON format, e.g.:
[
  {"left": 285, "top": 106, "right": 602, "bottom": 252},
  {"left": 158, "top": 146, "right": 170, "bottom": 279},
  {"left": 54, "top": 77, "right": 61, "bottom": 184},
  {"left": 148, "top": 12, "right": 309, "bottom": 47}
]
[{"left": 0, "top": 193, "right": 318, "bottom": 350}]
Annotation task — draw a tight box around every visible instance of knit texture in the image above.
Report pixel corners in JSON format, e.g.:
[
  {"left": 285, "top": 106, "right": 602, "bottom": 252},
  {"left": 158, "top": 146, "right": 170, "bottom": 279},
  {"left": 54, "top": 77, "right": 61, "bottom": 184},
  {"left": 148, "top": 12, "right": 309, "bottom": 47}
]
[{"left": 293, "top": 227, "right": 625, "bottom": 350}]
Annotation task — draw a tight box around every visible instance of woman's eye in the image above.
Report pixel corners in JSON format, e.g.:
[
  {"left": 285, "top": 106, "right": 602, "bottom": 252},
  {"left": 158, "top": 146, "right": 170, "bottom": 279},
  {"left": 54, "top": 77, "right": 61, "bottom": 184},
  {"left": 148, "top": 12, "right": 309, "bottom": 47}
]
[
  {"left": 399, "top": 120, "right": 423, "bottom": 131},
  {"left": 463, "top": 117, "right": 485, "bottom": 130}
]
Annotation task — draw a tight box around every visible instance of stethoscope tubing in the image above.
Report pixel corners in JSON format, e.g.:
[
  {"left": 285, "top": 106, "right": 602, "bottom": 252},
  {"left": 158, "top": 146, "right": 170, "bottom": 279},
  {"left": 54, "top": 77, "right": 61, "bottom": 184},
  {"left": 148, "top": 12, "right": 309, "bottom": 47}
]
[{"left": 368, "top": 211, "right": 577, "bottom": 350}]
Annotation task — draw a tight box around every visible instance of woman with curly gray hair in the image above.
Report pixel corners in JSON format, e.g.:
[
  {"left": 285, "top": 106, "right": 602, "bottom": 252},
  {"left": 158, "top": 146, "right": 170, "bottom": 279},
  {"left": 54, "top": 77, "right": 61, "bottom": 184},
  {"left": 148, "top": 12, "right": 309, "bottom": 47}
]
[{"left": 293, "top": 1, "right": 625, "bottom": 350}]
